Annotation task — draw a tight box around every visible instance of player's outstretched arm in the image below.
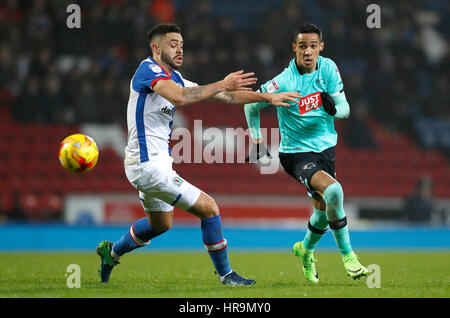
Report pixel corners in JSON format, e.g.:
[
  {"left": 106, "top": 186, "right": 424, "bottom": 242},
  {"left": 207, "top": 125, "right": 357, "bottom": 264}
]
[
  {"left": 211, "top": 91, "right": 301, "bottom": 107},
  {"left": 152, "top": 70, "right": 257, "bottom": 107}
]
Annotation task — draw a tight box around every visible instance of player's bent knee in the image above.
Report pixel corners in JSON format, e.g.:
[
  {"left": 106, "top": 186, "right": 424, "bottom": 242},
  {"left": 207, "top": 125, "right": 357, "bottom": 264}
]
[
  {"left": 188, "top": 192, "right": 220, "bottom": 219},
  {"left": 209, "top": 200, "right": 220, "bottom": 217},
  {"left": 323, "top": 182, "right": 344, "bottom": 207},
  {"left": 200, "top": 198, "right": 220, "bottom": 219}
]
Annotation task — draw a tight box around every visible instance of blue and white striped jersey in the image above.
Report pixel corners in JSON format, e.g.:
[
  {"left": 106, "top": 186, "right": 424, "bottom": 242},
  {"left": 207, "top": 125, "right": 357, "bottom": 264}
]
[{"left": 124, "top": 56, "right": 197, "bottom": 165}]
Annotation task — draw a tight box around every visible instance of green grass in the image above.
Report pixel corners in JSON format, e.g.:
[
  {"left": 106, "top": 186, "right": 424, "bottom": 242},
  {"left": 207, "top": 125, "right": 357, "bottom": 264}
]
[{"left": 0, "top": 251, "right": 449, "bottom": 298}]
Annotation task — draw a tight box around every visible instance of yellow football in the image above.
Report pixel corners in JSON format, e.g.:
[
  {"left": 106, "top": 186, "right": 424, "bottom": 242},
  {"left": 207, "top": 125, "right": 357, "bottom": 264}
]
[{"left": 59, "top": 134, "right": 99, "bottom": 173}]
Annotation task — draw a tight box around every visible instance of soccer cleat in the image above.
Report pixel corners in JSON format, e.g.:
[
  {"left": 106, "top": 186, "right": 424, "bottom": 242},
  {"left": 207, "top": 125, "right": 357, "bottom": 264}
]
[
  {"left": 343, "top": 252, "right": 368, "bottom": 280},
  {"left": 219, "top": 271, "right": 256, "bottom": 286},
  {"left": 96, "top": 241, "right": 119, "bottom": 283},
  {"left": 292, "top": 241, "right": 319, "bottom": 283}
]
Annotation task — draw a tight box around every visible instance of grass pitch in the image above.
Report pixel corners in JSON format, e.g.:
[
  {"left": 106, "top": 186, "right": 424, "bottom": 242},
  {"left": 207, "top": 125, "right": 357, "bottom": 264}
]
[{"left": 0, "top": 251, "right": 448, "bottom": 298}]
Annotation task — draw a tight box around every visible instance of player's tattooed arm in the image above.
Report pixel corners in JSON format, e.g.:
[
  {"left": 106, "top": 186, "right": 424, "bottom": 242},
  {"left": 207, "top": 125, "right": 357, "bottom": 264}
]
[
  {"left": 181, "top": 86, "right": 203, "bottom": 100},
  {"left": 209, "top": 91, "right": 236, "bottom": 104},
  {"left": 210, "top": 90, "right": 301, "bottom": 106},
  {"left": 153, "top": 70, "right": 257, "bottom": 106}
]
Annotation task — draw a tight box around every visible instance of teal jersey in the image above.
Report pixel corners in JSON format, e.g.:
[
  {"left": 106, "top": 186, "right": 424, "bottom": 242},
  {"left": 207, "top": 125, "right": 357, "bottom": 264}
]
[{"left": 260, "top": 56, "right": 344, "bottom": 153}]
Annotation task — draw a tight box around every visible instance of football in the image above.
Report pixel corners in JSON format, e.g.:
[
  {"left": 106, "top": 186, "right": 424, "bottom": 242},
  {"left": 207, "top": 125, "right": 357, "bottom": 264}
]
[{"left": 58, "top": 134, "right": 99, "bottom": 173}]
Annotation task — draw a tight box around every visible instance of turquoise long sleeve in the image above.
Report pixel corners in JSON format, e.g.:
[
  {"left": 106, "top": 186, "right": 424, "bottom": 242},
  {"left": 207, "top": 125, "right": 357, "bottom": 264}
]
[
  {"left": 244, "top": 102, "right": 270, "bottom": 139},
  {"left": 331, "top": 92, "right": 350, "bottom": 119}
]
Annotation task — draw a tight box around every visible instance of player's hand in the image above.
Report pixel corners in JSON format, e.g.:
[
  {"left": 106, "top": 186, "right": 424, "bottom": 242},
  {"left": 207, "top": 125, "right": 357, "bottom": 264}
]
[
  {"left": 222, "top": 70, "right": 258, "bottom": 91},
  {"left": 321, "top": 92, "right": 337, "bottom": 116},
  {"left": 268, "top": 92, "right": 302, "bottom": 107},
  {"left": 245, "top": 141, "right": 271, "bottom": 163}
]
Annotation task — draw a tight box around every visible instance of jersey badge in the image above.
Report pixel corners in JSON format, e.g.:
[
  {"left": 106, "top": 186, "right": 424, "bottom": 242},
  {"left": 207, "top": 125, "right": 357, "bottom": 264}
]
[
  {"left": 173, "top": 176, "right": 184, "bottom": 187},
  {"left": 149, "top": 64, "right": 163, "bottom": 73},
  {"left": 266, "top": 80, "right": 279, "bottom": 93}
]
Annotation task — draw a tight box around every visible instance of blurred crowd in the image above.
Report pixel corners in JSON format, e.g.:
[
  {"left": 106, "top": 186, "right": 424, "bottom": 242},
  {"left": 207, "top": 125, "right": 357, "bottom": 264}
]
[{"left": 0, "top": 0, "right": 449, "bottom": 148}]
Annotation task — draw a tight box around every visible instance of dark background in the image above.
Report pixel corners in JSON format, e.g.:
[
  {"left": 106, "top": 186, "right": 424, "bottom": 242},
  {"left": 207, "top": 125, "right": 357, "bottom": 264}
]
[{"left": 0, "top": 0, "right": 448, "bottom": 225}]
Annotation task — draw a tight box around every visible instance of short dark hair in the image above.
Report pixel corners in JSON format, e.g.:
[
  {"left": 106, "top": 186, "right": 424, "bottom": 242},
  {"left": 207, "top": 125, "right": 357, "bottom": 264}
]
[
  {"left": 293, "top": 23, "right": 323, "bottom": 42},
  {"left": 147, "top": 23, "right": 181, "bottom": 44}
]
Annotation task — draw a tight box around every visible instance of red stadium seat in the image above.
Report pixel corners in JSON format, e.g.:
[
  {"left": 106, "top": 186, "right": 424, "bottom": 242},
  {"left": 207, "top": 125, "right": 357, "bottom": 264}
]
[
  {"left": 0, "top": 191, "right": 15, "bottom": 214},
  {"left": 0, "top": 116, "right": 448, "bottom": 215}
]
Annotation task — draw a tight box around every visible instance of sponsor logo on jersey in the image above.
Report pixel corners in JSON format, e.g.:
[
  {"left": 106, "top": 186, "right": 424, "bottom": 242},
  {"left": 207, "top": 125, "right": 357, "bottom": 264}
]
[
  {"left": 161, "top": 105, "right": 175, "bottom": 116},
  {"left": 298, "top": 92, "right": 322, "bottom": 115}
]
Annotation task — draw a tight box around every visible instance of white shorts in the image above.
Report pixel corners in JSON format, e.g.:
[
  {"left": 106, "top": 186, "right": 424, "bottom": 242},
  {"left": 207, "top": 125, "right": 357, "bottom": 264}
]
[{"left": 124, "top": 155, "right": 202, "bottom": 212}]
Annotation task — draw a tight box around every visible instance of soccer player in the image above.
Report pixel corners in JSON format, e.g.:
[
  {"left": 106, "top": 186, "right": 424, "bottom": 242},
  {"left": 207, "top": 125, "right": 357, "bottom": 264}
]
[
  {"left": 96, "top": 23, "right": 301, "bottom": 285},
  {"left": 244, "top": 24, "right": 368, "bottom": 283}
]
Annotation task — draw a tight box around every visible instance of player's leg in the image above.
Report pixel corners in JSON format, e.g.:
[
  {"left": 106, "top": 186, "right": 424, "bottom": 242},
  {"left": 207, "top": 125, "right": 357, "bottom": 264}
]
[
  {"left": 279, "top": 152, "right": 325, "bottom": 282},
  {"left": 303, "top": 197, "right": 328, "bottom": 251},
  {"left": 187, "top": 192, "right": 256, "bottom": 285},
  {"left": 97, "top": 195, "right": 173, "bottom": 283},
  {"left": 140, "top": 158, "right": 254, "bottom": 286},
  {"left": 292, "top": 196, "right": 328, "bottom": 283},
  {"left": 310, "top": 170, "right": 368, "bottom": 279},
  {"left": 310, "top": 170, "right": 352, "bottom": 254},
  {"left": 111, "top": 210, "right": 173, "bottom": 259}
]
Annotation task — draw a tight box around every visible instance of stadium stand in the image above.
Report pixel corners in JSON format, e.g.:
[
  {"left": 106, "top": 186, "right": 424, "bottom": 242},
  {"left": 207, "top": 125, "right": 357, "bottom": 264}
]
[
  {"left": 0, "top": 101, "right": 448, "bottom": 221},
  {"left": 0, "top": 0, "right": 448, "bottom": 221}
]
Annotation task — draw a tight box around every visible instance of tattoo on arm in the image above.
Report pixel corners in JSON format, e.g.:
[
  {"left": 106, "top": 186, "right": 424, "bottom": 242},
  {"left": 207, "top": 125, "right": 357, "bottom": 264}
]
[
  {"left": 213, "top": 91, "right": 236, "bottom": 104},
  {"left": 181, "top": 86, "right": 204, "bottom": 101}
]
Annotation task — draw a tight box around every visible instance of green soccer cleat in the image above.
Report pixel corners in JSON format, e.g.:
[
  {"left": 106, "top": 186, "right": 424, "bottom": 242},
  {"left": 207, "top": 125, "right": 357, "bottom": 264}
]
[
  {"left": 292, "top": 241, "right": 319, "bottom": 283},
  {"left": 342, "top": 252, "right": 368, "bottom": 280},
  {"left": 96, "top": 240, "right": 119, "bottom": 283}
]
